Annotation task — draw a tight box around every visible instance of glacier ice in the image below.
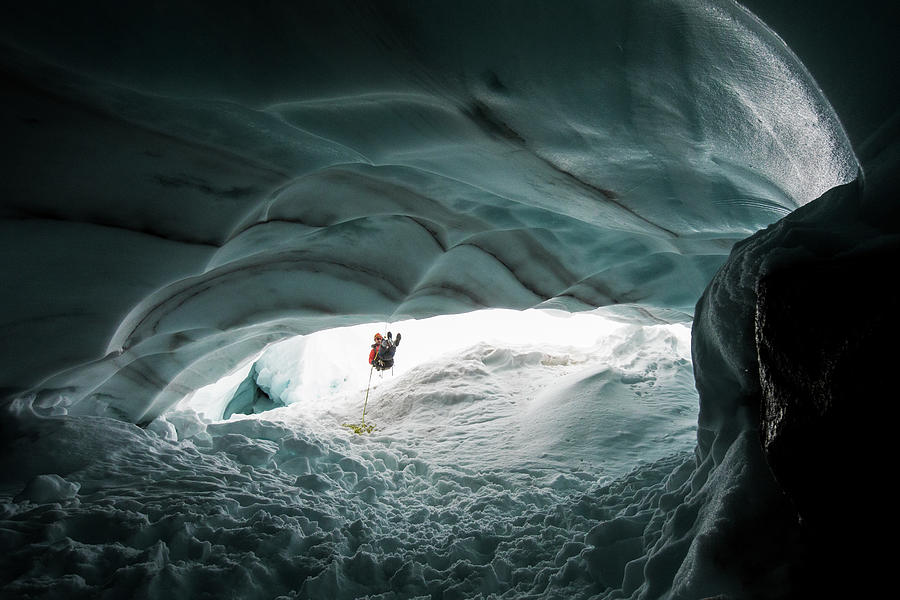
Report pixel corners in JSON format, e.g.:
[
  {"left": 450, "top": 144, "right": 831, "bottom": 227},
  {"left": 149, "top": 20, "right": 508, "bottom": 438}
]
[
  {"left": 0, "top": 0, "right": 860, "bottom": 418},
  {"left": 1, "top": 0, "right": 897, "bottom": 598}
]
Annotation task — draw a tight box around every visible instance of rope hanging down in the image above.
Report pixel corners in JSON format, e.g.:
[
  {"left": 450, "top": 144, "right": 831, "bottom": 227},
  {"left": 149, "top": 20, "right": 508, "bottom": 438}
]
[
  {"left": 342, "top": 321, "right": 393, "bottom": 435},
  {"left": 342, "top": 363, "right": 376, "bottom": 434}
]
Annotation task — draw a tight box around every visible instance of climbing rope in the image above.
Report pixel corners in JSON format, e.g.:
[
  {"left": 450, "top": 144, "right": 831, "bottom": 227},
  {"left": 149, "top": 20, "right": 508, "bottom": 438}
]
[
  {"left": 341, "top": 321, "right": 394, "bottom": 435},
  {"left": 342, "top": 363, "right": 377, "bottom": 435}
]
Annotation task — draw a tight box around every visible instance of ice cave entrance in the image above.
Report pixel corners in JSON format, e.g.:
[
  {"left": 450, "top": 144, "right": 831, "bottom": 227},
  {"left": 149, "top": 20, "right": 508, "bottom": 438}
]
[
  {"left": 179, "top": 309, "right": 626, "bottom": 420},
  {"left": 175, "top": 308, "right": 698, "bottom": 477}
]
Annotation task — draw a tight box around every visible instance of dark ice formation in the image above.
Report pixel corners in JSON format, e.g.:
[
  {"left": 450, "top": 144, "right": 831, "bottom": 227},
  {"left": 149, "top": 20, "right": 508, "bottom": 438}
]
[
  {"left": 692, "top": 139, "right": 899, "bottom": 594},
  {"left": 223, "top": 363, "right": 286, "bottom": 420}
]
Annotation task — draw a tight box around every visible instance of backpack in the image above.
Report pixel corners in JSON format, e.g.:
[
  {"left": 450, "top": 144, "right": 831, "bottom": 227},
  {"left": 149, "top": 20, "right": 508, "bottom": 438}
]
[{"left": 380, "top": 339, "right": 396, "bottom": 360}]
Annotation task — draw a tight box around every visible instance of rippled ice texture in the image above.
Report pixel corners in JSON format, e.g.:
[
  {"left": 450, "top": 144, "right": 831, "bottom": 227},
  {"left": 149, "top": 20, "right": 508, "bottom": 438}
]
[{"left": 1, "top": 310, "right": 700, "bottom": 599}]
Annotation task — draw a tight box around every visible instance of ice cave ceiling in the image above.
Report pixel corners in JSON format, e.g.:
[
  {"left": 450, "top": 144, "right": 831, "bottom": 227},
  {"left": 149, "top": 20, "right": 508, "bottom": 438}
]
[{"left": 0, "top": 0, "right": 896, "bottom": 423}]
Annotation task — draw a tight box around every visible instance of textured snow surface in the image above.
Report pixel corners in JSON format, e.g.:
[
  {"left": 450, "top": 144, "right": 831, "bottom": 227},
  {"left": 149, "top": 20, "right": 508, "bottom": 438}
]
[
  {"left": 182, "top": 310, "right": 698, "bottom": 479},
  {"left": 1, "top": 313, "right": 703, "bottom": 599}
]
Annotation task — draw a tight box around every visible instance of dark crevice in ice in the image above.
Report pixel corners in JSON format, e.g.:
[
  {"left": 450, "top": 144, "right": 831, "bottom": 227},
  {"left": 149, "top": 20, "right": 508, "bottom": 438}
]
[
  {"left": 454, "top": 242, "right": 549, "bottom": 302},
  {"left": 152, "top": 174, "right": 261, "bottom": 200},
  {"left": 464, "top": 98, "right": 679, "bottom": 238},
  {"left": 1, "top": 213, "right": 222, "bottom": 249},
  {"left": 223, "top": 364, "right": 284, "bottom": 420},
  {"left": 463, "top": 100, "right": 527, "bottom": 145}
]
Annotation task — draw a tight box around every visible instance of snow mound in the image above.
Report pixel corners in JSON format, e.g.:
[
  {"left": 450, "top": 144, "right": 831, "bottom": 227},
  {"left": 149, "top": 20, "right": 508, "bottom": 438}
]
[
  {"left": 14, "top": 474, "right": 80, "bottom": 504},
  {"left": 0, "top": 400, "right": 702, "bottom": 599}
]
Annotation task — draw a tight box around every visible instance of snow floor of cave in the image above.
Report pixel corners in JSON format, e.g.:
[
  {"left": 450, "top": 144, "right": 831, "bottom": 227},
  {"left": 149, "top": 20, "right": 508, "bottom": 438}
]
[{"left": 1, "top": 309, "right": 701, "bottom": 599}]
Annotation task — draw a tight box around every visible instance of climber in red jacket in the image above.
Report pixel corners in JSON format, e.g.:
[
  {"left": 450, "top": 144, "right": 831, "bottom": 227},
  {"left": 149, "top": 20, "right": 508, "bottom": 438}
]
[{"left": 368, "top": 331, "right": 401, "bottom": 371}]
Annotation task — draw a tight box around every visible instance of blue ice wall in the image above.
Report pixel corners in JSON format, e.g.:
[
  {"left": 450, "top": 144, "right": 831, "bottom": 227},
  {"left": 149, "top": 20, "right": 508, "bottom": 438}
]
[{"left": 0, "top": 0, "right": 859, "bottom": 418}]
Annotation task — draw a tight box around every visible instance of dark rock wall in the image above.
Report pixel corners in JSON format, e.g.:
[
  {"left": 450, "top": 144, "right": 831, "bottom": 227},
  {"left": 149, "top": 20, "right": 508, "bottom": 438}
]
[{"left": 692, "top": 123, "right": 899, "bottom": 593}]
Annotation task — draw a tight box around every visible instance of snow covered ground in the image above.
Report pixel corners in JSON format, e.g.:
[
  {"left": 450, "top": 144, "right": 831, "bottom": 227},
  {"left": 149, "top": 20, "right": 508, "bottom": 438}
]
[
  {"left": 1, "top": 309, "right": 700, "bottom": 599},
  {"left": 181, "top": 309, "right": 697, "bottom": 480}
]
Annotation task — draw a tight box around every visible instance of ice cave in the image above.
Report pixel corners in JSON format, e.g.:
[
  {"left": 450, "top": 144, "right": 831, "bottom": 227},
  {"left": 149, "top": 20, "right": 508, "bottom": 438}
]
[{"left": 1, "top": 1, "right": 897, "bottom": 598}]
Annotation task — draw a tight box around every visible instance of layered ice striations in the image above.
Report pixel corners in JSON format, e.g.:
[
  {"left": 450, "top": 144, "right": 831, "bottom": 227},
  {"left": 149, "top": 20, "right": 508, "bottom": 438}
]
[{"left": 0, "top": 0, "right": 856, "bottom": 418}]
